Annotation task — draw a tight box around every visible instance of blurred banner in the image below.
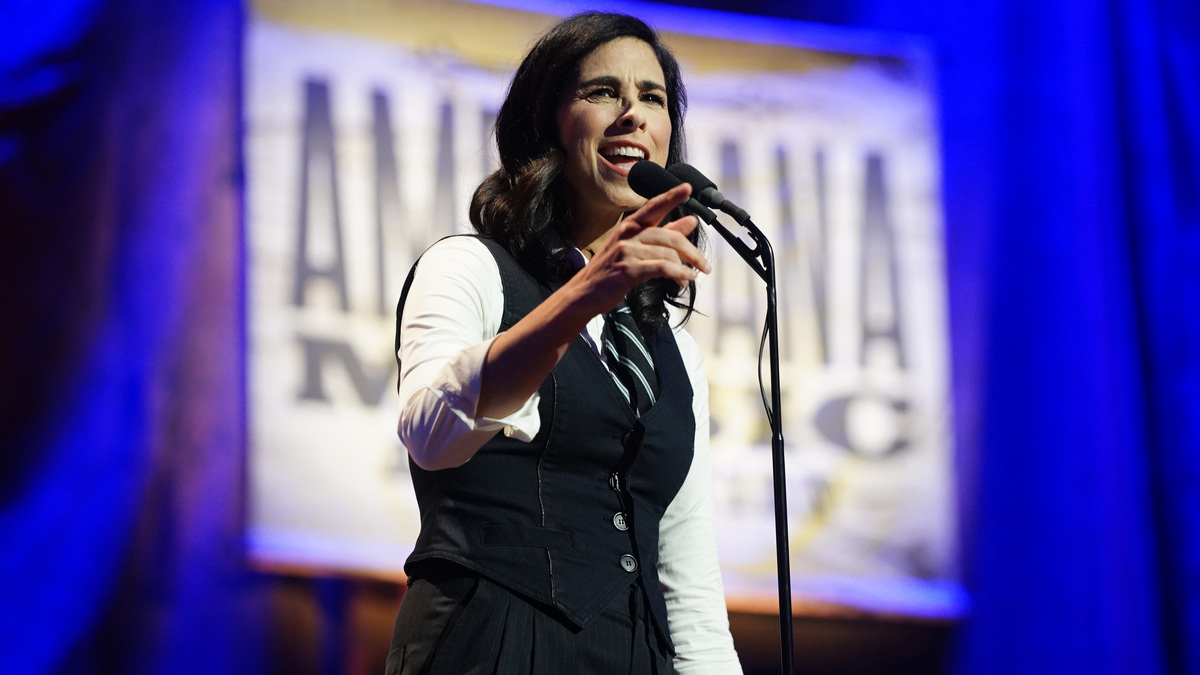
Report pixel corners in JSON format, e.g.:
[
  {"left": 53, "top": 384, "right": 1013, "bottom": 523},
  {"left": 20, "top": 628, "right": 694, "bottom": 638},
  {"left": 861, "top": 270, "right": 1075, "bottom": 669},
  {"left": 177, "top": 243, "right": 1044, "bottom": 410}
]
[{"left": 246, "top": 0, "right": 963, "bottom": 618}]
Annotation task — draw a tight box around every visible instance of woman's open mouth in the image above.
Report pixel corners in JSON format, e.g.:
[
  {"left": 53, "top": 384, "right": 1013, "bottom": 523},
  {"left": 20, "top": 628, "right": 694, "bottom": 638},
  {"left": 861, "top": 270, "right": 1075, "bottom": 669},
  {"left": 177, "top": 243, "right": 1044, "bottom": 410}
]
[{"left": 599, "top": 143, "right": 649, "bottom": 176}]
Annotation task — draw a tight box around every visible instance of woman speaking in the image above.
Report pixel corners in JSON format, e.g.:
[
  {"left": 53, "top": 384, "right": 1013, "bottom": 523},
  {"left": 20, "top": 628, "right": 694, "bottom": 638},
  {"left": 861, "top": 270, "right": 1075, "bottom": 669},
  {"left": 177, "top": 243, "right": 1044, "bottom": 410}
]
[{"left": 388, "top": 11, "right": 742, "bottom": 674}]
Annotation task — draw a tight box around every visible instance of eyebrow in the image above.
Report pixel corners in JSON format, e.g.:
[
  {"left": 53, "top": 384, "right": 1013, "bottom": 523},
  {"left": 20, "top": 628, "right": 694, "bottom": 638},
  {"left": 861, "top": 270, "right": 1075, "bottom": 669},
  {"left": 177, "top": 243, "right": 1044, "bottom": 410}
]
[{"left": 578, "top": 75, "right": 667, "bottom": 93}]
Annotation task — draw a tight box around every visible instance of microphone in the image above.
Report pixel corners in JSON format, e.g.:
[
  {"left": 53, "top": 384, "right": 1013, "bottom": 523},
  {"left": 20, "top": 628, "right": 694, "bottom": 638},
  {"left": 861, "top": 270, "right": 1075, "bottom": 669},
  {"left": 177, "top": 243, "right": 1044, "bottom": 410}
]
[
  {"left": 627, "top": 160, "right": 718, "bottom": 225},
  {"left": 668, "top": 163, "right": 752, "bottom": 225},
  {"left": 630, "top": 160, "right": 760, "bottom": 264}
]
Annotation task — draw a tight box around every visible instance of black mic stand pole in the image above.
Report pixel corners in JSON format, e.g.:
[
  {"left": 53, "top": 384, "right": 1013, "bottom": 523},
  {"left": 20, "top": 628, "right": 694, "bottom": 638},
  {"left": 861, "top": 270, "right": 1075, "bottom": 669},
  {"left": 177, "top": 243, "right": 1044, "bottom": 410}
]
[{"left": 702, "top": 215, "right": 794, "bottom": 675}]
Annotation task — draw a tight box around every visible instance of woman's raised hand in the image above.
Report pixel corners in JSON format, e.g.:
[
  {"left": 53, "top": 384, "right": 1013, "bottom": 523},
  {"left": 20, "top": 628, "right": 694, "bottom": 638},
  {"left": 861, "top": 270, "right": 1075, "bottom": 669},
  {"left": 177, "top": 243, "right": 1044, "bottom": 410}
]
[{"left": 571, "top": 182, "right": 712, "bottom": 317}]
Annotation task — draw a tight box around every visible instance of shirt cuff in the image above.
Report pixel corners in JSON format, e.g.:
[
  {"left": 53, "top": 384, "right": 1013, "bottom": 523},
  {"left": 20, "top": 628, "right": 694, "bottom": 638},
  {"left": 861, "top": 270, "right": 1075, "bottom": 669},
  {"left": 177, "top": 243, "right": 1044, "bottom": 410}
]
[{"left": 429, "top": 335, "right": 541, "bottom": 442}]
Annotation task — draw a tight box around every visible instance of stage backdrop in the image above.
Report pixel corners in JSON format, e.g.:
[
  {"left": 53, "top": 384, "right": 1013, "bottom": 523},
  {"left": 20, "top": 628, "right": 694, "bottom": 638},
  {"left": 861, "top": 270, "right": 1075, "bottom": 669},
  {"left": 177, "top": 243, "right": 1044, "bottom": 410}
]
[{"left": 245, "top": 0, "right": 963, "bottom": 618}]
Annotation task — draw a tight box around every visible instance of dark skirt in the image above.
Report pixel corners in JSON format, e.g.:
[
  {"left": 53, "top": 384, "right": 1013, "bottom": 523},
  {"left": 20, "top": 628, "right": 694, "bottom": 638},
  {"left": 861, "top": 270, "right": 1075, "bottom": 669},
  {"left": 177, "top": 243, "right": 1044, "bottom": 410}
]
[{"left": 384, "top": 563, "right": 674, "bottom": 675}]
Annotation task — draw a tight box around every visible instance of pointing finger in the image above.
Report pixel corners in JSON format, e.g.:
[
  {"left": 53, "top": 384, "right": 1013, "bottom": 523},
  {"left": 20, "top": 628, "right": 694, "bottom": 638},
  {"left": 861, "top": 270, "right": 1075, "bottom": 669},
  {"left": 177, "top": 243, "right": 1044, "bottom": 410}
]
[{"left": 623, "top": 182, "right": 692, "bottom": 231}]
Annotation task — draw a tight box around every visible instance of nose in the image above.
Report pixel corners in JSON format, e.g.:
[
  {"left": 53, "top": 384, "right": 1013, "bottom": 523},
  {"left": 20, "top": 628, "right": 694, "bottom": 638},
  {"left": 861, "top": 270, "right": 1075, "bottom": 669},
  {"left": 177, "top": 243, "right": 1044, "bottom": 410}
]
[{"left": 616, "top": 98, "right": 647, "bottom": 130}]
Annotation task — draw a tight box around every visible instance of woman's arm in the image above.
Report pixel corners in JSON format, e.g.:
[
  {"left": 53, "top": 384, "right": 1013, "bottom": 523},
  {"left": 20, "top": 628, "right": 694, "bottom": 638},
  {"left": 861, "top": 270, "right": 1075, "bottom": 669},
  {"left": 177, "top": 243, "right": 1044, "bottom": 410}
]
[
  {"left": 400, "top": 183, "right": 708, "bottom": 471},
  {"left": 396, "top": 237, "right": 543, "bottom": 470},
  {"left": 477, "top": 182, "right": 706, "bottom": 422}
]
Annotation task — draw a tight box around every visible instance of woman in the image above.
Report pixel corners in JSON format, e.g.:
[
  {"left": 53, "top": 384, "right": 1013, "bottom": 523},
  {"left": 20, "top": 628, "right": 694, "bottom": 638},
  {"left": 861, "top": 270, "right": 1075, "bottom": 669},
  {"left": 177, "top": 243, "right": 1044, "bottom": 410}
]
[{"left": 389, "top": 12, "right": 741, "bottom": 674}]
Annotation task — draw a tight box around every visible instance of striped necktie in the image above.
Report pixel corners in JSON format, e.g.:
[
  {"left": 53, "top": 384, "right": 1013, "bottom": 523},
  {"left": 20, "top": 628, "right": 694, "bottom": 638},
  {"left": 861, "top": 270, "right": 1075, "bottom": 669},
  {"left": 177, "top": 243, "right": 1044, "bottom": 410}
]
[{"left": 601, "top": 304, "right": 659, "bottom": 416}]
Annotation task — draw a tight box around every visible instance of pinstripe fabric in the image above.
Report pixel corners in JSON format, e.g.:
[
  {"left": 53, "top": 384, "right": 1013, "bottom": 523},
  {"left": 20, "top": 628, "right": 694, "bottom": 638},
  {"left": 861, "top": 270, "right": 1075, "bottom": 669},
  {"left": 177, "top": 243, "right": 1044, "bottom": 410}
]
[
  {"left": 601, "top": 304, "right": 660, "bottom": 417},
  {"left": 385, "top": 565, "right": 673, "bottom": 675}
]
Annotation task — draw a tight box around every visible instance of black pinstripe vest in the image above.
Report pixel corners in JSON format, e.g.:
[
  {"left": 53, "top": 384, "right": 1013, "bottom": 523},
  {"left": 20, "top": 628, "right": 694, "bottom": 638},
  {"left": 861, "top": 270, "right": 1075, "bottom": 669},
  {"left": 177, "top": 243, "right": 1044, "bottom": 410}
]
[{"left": 395, "top": 236, "right": 695, "bottom": 651}]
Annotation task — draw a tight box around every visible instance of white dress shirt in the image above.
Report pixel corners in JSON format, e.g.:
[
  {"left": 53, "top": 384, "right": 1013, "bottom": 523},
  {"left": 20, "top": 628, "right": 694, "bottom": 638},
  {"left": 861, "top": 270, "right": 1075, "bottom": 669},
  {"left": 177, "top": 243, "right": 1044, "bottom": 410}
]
[{"left": 396, "top": 235, "right": 742, "bottom": 673}]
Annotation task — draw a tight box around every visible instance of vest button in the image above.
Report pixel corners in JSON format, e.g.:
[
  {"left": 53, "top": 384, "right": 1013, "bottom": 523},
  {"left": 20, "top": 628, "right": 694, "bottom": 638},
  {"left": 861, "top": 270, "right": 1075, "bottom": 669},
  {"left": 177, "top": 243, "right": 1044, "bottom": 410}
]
[
  {"left": 619, "top": 554, "right": 638, "bottom": 572},
  {"left": 608, "top": 473, "right": 622, "bottom": 492},
  {"left": 612, "top": 512, "right": 628, "bottom": 531}
]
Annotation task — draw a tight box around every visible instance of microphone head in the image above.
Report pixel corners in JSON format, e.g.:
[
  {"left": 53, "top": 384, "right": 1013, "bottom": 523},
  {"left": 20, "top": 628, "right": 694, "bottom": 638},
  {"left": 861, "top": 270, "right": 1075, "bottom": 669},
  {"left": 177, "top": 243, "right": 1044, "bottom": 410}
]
[
  {"left": 628, "top": 160, "right": 681, "bottom": 200},
  {"left": 628, "top": 159, "right": 716, "bottom": 225},
  {"left": 667, "top": 163, "right": 717, "bottom": 192}
]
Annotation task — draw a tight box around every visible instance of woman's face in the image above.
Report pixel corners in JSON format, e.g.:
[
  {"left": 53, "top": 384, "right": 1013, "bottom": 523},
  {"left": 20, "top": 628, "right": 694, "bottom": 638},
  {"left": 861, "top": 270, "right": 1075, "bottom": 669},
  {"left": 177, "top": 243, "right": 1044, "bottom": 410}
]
[{"left": 556, "top": 37, "right": 672, "bottom": 229}]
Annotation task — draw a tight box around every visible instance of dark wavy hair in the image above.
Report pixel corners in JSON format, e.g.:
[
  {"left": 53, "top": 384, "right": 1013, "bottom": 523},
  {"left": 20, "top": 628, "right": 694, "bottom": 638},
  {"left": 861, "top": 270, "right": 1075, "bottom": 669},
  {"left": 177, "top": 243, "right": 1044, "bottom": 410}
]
[{"left": 469, "top": 11, "right": 700, "bottom": 335}]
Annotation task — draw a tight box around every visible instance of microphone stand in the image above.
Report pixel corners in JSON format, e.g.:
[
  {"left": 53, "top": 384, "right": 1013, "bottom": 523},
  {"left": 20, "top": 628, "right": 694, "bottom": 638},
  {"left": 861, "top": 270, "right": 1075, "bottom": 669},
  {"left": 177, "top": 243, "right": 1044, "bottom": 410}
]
[{"left": 703, "top": 214, "right": 794, "bottom": 675}]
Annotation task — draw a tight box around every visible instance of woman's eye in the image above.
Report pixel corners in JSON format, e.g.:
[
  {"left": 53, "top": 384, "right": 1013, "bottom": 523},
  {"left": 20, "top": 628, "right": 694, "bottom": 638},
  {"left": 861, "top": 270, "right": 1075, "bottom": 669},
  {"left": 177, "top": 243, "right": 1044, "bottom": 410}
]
[
  {"left": 642, "top": 92, "right": 666, "bottom": 106},
  {"left": 586, "top": 87, "right": 617, "bottom": 100}
]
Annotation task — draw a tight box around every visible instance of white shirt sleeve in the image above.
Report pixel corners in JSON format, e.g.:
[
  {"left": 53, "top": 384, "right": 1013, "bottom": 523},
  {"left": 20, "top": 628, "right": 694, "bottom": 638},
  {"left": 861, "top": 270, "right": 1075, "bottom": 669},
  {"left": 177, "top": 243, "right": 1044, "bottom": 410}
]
[
  {"left": 396, "top": 237, "right": 542, "bottom": 468},
  {"left": 660, "top": 327, "right": 743, "bottom": 674}
]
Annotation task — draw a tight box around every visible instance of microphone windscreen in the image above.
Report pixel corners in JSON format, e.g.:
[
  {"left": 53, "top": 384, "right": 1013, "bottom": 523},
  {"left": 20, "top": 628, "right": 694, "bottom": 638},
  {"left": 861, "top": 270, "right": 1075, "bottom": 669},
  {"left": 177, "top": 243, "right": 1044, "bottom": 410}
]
[
  {"left": 628, "top": 160, "right": 682, "bottom": 200},
  {"left": 667, "top": 163, "right": 717, "bottom": 192}
]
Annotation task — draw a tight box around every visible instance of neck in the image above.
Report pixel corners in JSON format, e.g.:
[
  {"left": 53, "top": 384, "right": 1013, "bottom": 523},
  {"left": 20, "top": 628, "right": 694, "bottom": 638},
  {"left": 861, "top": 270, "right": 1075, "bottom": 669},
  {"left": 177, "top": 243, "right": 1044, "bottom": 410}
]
[{"left": 572, "top": 210, "right": 625, "bottom": 255}]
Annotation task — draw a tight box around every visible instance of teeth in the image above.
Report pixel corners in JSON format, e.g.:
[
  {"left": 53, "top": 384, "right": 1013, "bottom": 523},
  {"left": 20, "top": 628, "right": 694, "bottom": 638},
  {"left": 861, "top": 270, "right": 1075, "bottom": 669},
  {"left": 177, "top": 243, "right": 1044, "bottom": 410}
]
[{"left": 603, "top": 146, "right": 646, "bottom": 160}]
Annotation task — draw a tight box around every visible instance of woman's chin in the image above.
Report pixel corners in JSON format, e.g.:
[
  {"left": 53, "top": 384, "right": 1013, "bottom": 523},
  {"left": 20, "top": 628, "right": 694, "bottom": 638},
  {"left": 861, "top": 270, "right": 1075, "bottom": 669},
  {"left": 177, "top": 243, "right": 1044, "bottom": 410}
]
[
  {"left": 616, "top": 187, "right": 650, "bottom": 211},
  {"left": 571, "top": 183, "right": 650, "bottom": 223}
]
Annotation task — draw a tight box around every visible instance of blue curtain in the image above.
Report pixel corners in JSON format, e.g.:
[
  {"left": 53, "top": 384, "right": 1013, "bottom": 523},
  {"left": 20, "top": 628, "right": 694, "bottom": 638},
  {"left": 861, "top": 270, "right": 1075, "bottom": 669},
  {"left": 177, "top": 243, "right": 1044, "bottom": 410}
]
[
  {"left": 0, "top": 1, "right": 262, "bottom": 674},
  {"left": 0, "top": 0, "right": 1195, "bottom": 673},
  {"left": 786, "top": 0, "right": 1200, "bottom": 672}
]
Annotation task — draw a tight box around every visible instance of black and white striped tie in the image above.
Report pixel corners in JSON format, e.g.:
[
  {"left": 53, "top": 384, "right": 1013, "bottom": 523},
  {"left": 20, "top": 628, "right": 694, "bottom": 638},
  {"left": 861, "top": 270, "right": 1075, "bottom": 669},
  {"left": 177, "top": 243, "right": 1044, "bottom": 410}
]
[{"left": 601, "top": 304, "right": 658, "bottom": 416}]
